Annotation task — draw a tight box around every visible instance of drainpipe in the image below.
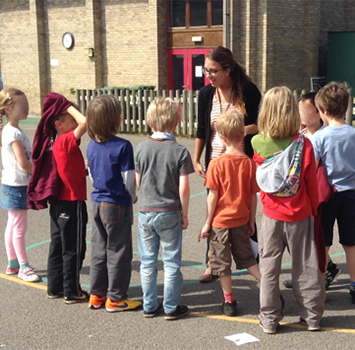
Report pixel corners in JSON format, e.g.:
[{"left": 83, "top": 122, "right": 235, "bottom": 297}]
[{"left": 223, "top": 0, "right": 230, "bottom": 48}]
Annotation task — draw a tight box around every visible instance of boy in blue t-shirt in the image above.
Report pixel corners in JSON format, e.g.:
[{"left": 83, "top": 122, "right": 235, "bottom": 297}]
[
  {"left": 86, "top": 95, "right": 141, "bottom": 312},
  {"left": 135, "top": 97, "right": 194, "bottom": 320},
  {"left": 312, "top": 82, "right": 355, "bottom": 304}
]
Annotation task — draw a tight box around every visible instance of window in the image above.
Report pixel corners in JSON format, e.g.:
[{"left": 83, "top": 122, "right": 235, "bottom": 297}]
[{"left": 170, "top": 0, "right": 223, "bottom": 28}]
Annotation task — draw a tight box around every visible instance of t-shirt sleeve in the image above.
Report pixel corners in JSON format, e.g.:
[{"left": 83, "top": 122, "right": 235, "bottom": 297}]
[
  {"left": 134, "top": 144, "right": 141, "bottom": 174},
  {"left": 204, "top": 160, "right": 220, "bottom": 191},
  {"left": 6, "top": 127, "right": 22, "bottom": 144},
  {"left": 120, "top": 141, "right": 134, "bottom": 172},
  {"left": 55, "top": 131, "right": 78, "bottom": 153},
  {"left": 179, "top": 148, "right": 195, "bottom": 176},
  {"left": 311, "top": 134, "right": 321, "bottom": 160}
]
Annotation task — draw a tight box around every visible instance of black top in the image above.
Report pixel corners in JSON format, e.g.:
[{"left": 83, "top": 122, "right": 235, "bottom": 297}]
[{"left": 196, "top": 81, "right": 261, "bottom": 166}]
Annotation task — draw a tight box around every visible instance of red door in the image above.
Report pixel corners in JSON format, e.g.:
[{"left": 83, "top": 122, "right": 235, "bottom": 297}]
[{"left": 168, "top": 49, "right": 210, "bottom": 91}]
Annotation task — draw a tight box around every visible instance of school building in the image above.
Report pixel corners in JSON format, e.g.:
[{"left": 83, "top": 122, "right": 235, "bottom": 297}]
[{"left": 0, "top": 0, "right": 355, "bottom": 114}]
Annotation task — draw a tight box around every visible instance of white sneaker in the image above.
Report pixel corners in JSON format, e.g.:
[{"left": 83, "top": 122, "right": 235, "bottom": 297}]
[{"left": 18, "top": 267, "right": 40, "bottom": 283}]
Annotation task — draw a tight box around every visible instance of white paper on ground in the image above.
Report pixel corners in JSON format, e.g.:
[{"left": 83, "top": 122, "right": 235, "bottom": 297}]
[{"left": 224, "top": 332, "right": 260, "bottom": 346}]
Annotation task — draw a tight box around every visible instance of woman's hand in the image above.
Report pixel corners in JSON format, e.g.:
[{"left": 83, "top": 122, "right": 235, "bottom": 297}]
[{"left": 194, "top": 162, "right": 206, "bottom": 178}]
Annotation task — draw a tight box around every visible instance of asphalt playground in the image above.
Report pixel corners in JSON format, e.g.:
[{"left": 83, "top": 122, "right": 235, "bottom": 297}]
[{"left": 0, "top": 118, "right": 354, "bottom": 350}]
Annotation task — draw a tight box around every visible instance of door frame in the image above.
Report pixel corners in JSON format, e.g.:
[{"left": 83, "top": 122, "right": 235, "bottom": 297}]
[{"left": 168, "top": 49, "right": 210, "bottom": 90}]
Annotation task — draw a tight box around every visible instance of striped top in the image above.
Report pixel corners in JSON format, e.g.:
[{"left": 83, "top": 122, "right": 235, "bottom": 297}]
[{"left": 210, "top": 93, "right": 244, "bottom": 161}]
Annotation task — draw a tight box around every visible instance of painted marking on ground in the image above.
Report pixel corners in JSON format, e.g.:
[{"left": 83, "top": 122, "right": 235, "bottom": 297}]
[
  {"left": 189, "top": 312, "right": 355, "bottom": 333},
  {"left": 0, "top": 273, "right": 47, "bottom": 291}
]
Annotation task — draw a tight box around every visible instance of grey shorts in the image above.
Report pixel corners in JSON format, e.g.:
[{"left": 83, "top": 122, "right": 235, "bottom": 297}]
[{"left": 208, "top": 224, "right": 257, "bottom": 276}]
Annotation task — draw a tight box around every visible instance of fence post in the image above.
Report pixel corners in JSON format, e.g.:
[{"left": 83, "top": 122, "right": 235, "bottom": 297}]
[
  {"left": 114, "top": 89, "right": 119, "bottom": 100},
  {"left": 182, "top": 90, "right": 188, "bottom": 135},
  {"left": 78, "top": 90, "right": 85, "bottom": 114},
  {"left": 138, "top": 90, "right": 143, "bottom": 133},
  {"left": 346, "top": 89, "right": 353, "bottom": 125},
  {"left": 188, "top": 90, "right": 194, "bottom": 137},
  {"left": 126, "top": 89, "right": 131, "bottom": 133},
  {"left": 195, "top": 90, "right": 199, "bottom": 136},
  {"left": 144, "top": 90, "right": 149, "bottom": 133},
  {"left": 120, "top": 89, "right": 126, "bottom": 130},
  {"left": 175, "top": 90, "right": 181, "bottom": 135},
  {"left": 132, "top": 90, "right": 137, "bottom": 132}
]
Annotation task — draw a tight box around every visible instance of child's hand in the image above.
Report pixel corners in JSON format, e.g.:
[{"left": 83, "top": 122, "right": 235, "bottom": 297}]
[
  {"left": 198, "top": 224, "right": 211, "bottom": 242},
  {"left": 248, "top": 222, "right": 255, "bottom": 236},
  {"left": 182, "top": 215, "right": 189, "bottom": 230}
]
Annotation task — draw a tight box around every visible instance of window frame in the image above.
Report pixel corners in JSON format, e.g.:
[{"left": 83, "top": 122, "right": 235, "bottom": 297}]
[{"left": 169, "top": 0, "right": 222, "bottom": 29}]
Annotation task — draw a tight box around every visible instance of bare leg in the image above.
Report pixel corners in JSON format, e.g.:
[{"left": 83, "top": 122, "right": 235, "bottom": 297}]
[
  {"left": 247, "top": 263, "right": 261, "bottom": 282},
  {"left": 342, "top": 245, "right": 355, "bottom": 281},
  {"left": 220, "top": 275, "right": 233, "bottom": 294}
]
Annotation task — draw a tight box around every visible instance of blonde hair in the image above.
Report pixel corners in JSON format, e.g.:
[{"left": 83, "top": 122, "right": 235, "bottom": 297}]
[
  {"left": 315, "top": 81, "right": 349, "bottom": 118},
  {"left": 258, "top": 86, "right": 300, "bottom": 139},
  {"left": 0, "top": 88, "right": 25, "bottom": 147},
  {"left": 87, "top": 95, "right": 122, "bottom": 142},
  {"left": 147, "top": 97, "right": 179, "bottom": 132},
  {"left": 215, "top": 110, "right": 245, "bottom": 143}
]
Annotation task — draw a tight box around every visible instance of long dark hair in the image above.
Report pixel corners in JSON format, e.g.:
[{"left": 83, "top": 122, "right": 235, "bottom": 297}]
[{"left": 207, "top": 46, "right": 251, "bottom": 114}]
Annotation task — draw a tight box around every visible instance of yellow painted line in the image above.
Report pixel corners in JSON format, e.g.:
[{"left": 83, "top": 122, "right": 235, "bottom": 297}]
[
  {"left": 0, "top": 273, "right": 47, "bottom": 291},
  {"left": 189, "top": 312, "right": 355, "bottom": 334},
  {"left": 0, "top": 273, "right": 354, "bottom": 334}
]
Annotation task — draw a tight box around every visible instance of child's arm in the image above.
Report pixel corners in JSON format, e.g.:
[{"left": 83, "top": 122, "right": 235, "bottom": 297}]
[
  {"left": 68, "top": 106, "right": 87, "bottom": 140},
  {"left": 135, "top": 172, "right": 140, "bottom": 189},
  {"left": 249, "top": 193, "right": 257, "bottom": 236},
  {"left": 179, "top": 174, "right": 190, "bottom": 230},
  {"left": 12, "top": 141, "right": 32, "bottom": 174},
  {"left": 198, "top": 189, "right": 218, "bottom": 242},
  {"left": 122, "top": 170, "right": 137, "bottom": 204}
]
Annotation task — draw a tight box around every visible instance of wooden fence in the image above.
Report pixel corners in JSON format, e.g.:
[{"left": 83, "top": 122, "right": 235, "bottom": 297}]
[
  {"left": 76, "top": 88, "right": 199, "bottom": 137},
  {"left": 76, "top": 88, "right": 355, "bottom": 137}
]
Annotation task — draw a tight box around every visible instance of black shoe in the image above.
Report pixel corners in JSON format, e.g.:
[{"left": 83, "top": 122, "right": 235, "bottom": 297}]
[
  {"left": 325, "top": 265, "right": 341, "bottom": 289},
  {"left": 143, "top": 302, "right": 163, "bottom": 318},
  {"left": 64, "top": 291, "right": 89, "bottom": 304},
  {"left": 222, "top": 300, "right": 237, "bottom": 316},
  {"left": 283, "top": 280, "right": 292, "bottom": 289},
  {"left": 350, "top": 285, "right": 355, "bottom": 304},
  {"left": 47, "top": 291, "right": 64, "bottom": 299},
  {"left": 164, "top": 305, "right": 189, "bottom": 320}
]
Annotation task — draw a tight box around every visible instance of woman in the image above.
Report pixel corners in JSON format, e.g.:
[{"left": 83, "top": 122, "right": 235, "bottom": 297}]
[{"left": 194, "top": 46, "right": 261, "bottom": 282}]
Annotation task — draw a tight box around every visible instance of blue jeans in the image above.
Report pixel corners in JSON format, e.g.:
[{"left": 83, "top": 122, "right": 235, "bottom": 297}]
[{"left": 138, "top": 211, "right": 183, "bottom": 314}]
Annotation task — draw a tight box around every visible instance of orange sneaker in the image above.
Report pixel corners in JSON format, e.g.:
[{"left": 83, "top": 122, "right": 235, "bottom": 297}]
[
  {"left": 105, "top": 298, "right": 142, "bottom": 313},
  {"left": 88, "top": 295, "right": 106, "bottom": 310}
]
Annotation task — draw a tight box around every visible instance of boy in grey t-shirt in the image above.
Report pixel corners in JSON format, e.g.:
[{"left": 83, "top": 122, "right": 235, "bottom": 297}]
[{"left": 135, "top": 98, "right": 194, "bottom": 320}]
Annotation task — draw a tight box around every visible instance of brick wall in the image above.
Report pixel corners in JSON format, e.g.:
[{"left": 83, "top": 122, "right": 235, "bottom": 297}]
[
  {"left": 0, "top": 0, "right": 43, "bottom": 113},
  {"left": 102, "top": 0, "right": 160, "bottom": 89},
  {"left": 1, "top": 0, "right": 355, "bottom": 113}
]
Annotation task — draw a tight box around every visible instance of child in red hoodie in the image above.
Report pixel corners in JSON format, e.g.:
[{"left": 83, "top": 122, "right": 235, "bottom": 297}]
[{"left": 251, "top": 87, "right": 325, "bottom": 334}]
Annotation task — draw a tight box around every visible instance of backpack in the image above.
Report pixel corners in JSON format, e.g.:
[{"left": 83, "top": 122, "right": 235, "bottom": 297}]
[{"left": 256, "top": 134, "right": 304, "bottom": 197}]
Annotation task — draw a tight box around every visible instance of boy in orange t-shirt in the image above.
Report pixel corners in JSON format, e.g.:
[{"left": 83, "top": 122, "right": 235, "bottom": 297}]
[{"left": 198, "top": 110, "right": 261, "bottom": 317}]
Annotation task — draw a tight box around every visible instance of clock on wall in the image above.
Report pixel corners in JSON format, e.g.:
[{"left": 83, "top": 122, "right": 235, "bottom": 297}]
[{"left": 62, "top": 32, "right": 75, "bottom": 50}]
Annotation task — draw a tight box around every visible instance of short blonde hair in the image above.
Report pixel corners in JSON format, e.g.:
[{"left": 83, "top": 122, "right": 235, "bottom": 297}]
[
  {"left": 215, "top": 110, "right": 245, "bottom": 143},
  {"left": 258, "top": 86, "right": 300, "bottom": 139},
  {"left": 147, "top": 97, "right": 179, "bottom": 132},
  {"left": 87, "top": 95, "right": 121, "bottom": 142},
  {"left": 315, "top": 81, "right": 349, "bottom": 118}
]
